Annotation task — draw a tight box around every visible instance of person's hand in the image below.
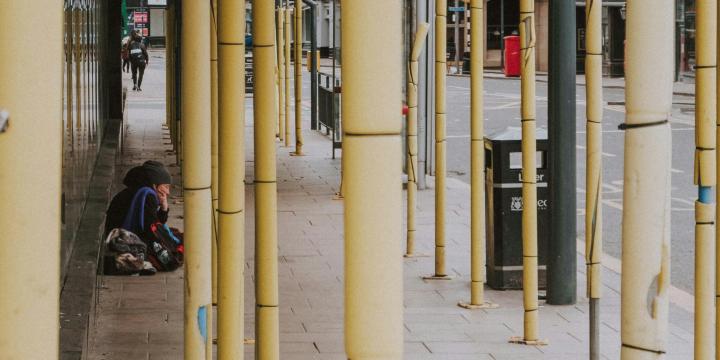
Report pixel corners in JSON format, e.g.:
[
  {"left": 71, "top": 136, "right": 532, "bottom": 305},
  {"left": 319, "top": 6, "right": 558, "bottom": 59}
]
[{"left": 155, "top": 184, "right": 170, "bottom": 211}]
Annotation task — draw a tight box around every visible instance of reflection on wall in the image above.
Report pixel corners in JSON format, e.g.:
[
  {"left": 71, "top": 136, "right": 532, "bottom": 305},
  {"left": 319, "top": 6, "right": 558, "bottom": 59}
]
[{"left": 62, "top": 0, "right": 107, "bottom": 272}]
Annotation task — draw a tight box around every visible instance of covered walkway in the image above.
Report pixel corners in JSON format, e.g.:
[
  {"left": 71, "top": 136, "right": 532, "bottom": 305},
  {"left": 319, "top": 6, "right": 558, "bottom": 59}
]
[{"left": 83, "top": 49, "right": 693, "bottom": 360}]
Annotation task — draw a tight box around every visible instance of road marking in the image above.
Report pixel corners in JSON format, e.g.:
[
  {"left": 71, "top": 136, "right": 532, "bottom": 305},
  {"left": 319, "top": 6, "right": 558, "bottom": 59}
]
[{"left": 671, "top": 168, "right": 684, "bottom": 174}]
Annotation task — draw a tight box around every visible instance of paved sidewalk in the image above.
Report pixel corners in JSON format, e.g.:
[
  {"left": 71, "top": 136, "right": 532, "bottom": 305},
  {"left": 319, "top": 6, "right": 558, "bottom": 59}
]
[{"left": 86, "top": 50, "right": 694, "bottom": 359}]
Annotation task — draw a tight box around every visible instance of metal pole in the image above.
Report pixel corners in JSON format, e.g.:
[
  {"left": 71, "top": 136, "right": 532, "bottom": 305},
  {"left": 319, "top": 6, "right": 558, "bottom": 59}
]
[
  {"left": 547, "top": 0, "right": 577, "bottom": 306},
  {"left": 459, "top": 0, "right": 497, "bottom": 310},
  {"left": 426, "top": 0, "right": 450, "bottom": 280},
  {"left": 584, "top": 0, "right": 604, "bottom": 358},
  {"left": 0, "top": 1, "right": 62, "bottom": 358},
  {"left": 217, "top": 0, "right": 246, "bottom": 357},
  {"left": 182, "top": 0, "right": 214, "bottom": 357},
  {"left": 693, "top": 0, "right": 717, "bottom": 358},
  {"left": 406, "top": 23, "right": 430, "bottom": 257},
  {"left": 293, "top": 0, "right": 305, "bottom": 155},
  {"left": 210, "top": 0, "right": 219, "bottom": 308},
  {"left": 285, "top": 7, "right": 292, "bottom": 147},
  {"left": 621, "top": 1, "right": 673, "bottom": 358},
  {"left": 254, "top": 1, "right": 281, "bottom": 358},
  {"left": 510, "top": 0, "right": 544, "bottom": 345},
  {"left": 344, "top": 1, "right": 403, "bottom": 357},
  {"left": 500, "top": 0, "right": 505, "bottom": 67},
  {"left": 277, "top": 7, "right": 286, "bottom": 142}
]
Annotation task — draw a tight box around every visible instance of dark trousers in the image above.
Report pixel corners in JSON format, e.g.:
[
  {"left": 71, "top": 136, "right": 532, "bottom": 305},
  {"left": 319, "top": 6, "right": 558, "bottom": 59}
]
[
  {"left": 131, "top": 61, "right": 146, "bottom": 88},
  {"left": 122, "top": 58, "right": 130, "bottom": 72}
]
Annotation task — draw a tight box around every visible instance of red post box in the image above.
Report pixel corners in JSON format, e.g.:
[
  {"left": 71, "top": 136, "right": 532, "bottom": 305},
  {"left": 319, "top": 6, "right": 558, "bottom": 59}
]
[{"left": 504, "top": 35, "right": 521, "bottom": 77}]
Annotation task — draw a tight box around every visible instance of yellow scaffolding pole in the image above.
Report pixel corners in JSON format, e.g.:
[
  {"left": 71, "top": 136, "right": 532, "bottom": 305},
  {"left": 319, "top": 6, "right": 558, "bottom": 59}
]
[
  {"left": 254, "top": 1, "right": 280, "bottom": 358},
  {"left": 277, "top": 7, "right": 286, "bottom": 142},
  {"left": 217, "top": 0, "right": 247, "bottom": 358},
  {"left": 584, "top": 0, "right": 604, "bottom": 357},
  {"left": 181, "top": 0, "right": 214, "bottom": 358},
  {"left": 405, "top": 22, "right": 429, "bottom": 258},
  {"left": 459, "top": 0, "right": 497, "bottom": 310},
  {"left": 344, "top": 0, "right": 403, "bottom": 357},
  {"left": 0, "top": 1, "right": 63, "bottom": 358},
  {"left": 210, "top": 0, "right": 220, "bottom": 307},
  {"left": 284, "top": 7, "right": 292, "bottom": 148},
  {"left": 693, "top": 0, "right": 718, "bottom": 359},
  {"left": 427, "top": 0, "right": 450, "bottom": 280},
  {"left": 621, "top": 1, "right": 673, "bottom": 359},
  {"left": 509, "top": 0, "right": 544, "bottom": 345},
  {"left": 292, "top": 0, "right": 305, "bottom": 155}
]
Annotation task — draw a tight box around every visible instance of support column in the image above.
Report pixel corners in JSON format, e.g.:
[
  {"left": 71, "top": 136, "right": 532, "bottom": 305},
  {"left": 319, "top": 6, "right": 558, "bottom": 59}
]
[
  {"left": 427, "top": 0, "right": 450, "bottom": 280},
  {"left": 210, "top": 0, "right": 219, "bottom": 307},
  {"left": 584, "top": 0, "right": 604, "bottom": 358},
  {"left": 293, "top": 0, "right": 305, "bottom": 155},
  {"left": 694, "top": 0, "right": 717, "bottom": 358},
  {"left": 0, "top": 1, "right": 63, "bottom": 358},
  {"left": 254, "top": 1, "right": 280, "bottom": 358},
  {"left": 181, "top": 0, "right": 214, "bottom": 358},
  {"left": 406, "top": 22, "right": 429, "bottom": 258},
  {"left": 459, "top": 0, "right": 496, "bottom": 310},
  {"left": 277, "top": 7, "right": 286, "bottom": 142},
  {"left": 217, "top": 0, "right": 246, "bottom": 358},
  {"left": 284, "top": 7, "right": 292, "bottom": 147},
  {"left": 621, "top": 1, "right": 673, "bottom": 358},
  {"left": 344, "top": 1, "right": 404, "bottom": 357},
  {"left": 511, "top": 0, "right": 544, "bottom": 345}
]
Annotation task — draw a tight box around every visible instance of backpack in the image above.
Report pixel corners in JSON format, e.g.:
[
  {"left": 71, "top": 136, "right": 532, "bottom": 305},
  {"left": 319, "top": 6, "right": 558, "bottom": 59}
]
[{"left": 129, "top": 40, "right": 145, "bottom": 64}]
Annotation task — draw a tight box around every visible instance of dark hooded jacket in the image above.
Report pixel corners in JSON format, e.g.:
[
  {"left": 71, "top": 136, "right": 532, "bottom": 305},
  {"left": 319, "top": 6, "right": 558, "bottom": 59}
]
[{"left": 104, "top": 164, "right": 170, "bottom": 237}]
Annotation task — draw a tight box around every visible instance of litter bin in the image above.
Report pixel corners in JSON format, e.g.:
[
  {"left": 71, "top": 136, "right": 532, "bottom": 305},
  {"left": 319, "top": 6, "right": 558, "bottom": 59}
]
[
  {"left": 485, "top": 127, "right": 549, "bottom": 290},
  {"left": 503, "top": 35, "right": 521, "bottom": 77}
]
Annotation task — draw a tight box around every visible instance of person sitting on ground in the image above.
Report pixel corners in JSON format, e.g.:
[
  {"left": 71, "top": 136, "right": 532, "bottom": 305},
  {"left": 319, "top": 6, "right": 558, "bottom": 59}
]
[
  {"left": 105, "top": 160, "right": 171, "bottom": 238},
  {"left": 128, "top": 30, "right": 149, "bottom": 91}
]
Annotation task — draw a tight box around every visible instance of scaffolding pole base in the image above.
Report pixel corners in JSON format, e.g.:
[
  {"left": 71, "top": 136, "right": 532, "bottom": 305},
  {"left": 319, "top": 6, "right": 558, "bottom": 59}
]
[
  {"left": 290, "top": 151, "right": 306, "bottom": 156},
  {"left": 508, "top": 336, "right": 548, "bottom": 346},
  {"left": 403, "top": 253, "right": 430, "bottom": 258},
  {"left": 333, "top": 192, "right": 344, "bottom": 200},
  {"left": 422, "top": 274, "right": 453, "bottom": 281},
  {"left": 457, "top": 301, "right": 499, "bottom": 310}
]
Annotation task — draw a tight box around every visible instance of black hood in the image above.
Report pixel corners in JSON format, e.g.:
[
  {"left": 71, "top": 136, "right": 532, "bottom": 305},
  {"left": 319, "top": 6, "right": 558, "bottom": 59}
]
[{"left": 122, "top": 165, "right": 153, "bottom": 189}]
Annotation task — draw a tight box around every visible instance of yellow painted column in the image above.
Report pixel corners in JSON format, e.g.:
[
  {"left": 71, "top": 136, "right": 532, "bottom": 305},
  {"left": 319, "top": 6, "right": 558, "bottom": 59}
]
[
  {"left": 293, "top": 0, "right": 305, "bottom": 155},
  {"left": 0, "top": 1, "right": 63, "bottom": 358},
  {"left": 217, "top": 0, "right": 246, "bottom": 358},
  {"left": 181, "top": 0, "right": 214, "bottom": 358},
  {"left": 459, "top": 0, "right": 496, "bottom": 310},
  {"left": 285, "top": 8, "right": 292, "bottom": 148},
  {"left": 406, "top": 23, "right": 429, "bottom": 258},
  {"left": 277, "top": 7, "right": 286, "bottom": 142},
  {"left": 510, "top": 0, "right": 543, "bottom": 345},
  {"left": 584, "top": 0, "right": 604, "bottom": 357},
  {"left": 210, "top": 0, "right": 220, "bottom": 307},
  {"left": 694, "top": 1, "right": 717, "bottom": 360},
  {"left": 621, "top": 1, "right": 673, "bottom": 359},
  {"left": 428, "top": 0, "right": 450, "bottom": 280},
  {"left": 254, "top": 1, "right": 280, "bottom": 358},
  {"left": 344, "top": 0, "right": 404, "bottom": 357}
]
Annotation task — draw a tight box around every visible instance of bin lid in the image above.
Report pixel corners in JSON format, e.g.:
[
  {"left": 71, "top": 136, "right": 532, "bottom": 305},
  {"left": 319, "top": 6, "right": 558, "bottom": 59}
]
[{"left": 486, "top": 126, "right": 548, "bottom": 141}]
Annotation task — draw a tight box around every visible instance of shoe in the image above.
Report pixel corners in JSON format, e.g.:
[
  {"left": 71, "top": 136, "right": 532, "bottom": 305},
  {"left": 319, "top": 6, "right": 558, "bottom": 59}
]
[
  {"left": 138, "top": 87, "right": 142, "bottom": 92},
  {"left": 132, "top": 85, "right": 137, "bottom": 91}
]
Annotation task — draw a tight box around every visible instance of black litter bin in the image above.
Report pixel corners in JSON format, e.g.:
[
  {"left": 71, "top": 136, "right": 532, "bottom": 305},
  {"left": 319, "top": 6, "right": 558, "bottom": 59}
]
[{"left": 485, "top": 127, "right": 549, "bottom": 290}]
